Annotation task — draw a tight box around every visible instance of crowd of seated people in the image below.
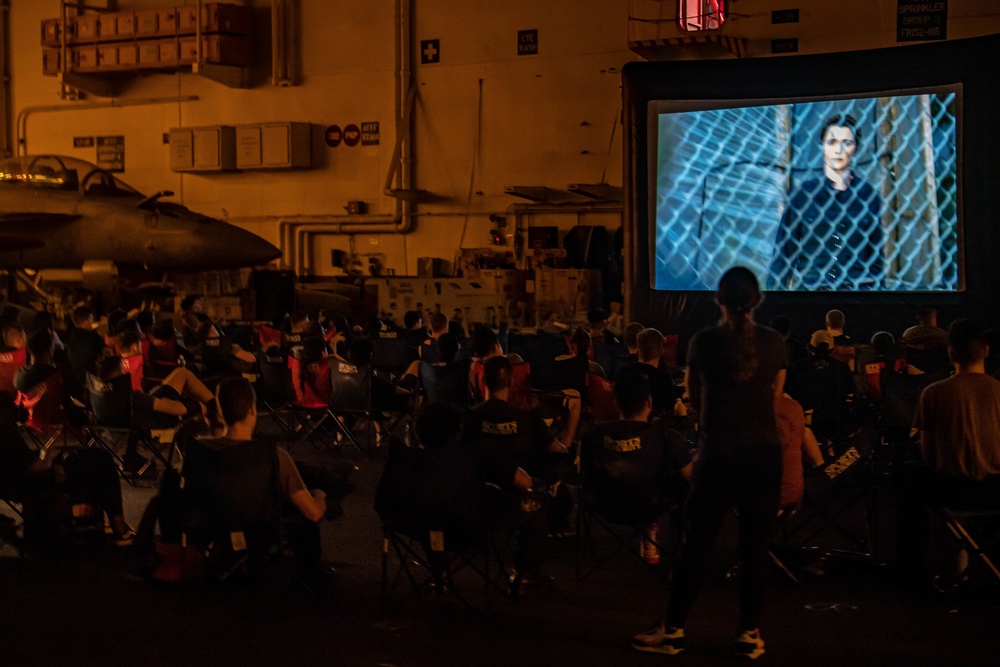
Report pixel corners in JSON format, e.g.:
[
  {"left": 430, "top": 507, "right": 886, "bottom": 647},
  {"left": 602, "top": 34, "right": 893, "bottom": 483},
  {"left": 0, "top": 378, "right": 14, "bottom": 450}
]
[{"left": 1, "top": 294, "right": 997, "bottom": 614}]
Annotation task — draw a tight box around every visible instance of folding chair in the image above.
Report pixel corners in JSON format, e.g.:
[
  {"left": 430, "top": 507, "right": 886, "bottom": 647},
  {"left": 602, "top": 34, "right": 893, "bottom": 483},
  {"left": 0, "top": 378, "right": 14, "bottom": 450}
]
[
  {"left": 87, "top": 375, "right": 176, "bottom": 484},
  {"left": 329, "top": 360, "right": 393, "bottom": 458},
  {"left": 0, "top": 348, "right": 27, "bottom": 400},
  {"left": 576, "top": 422, "right": 683, "bottom": 581},
  {"left": 376, "top": 439, "right": 516, "bottom": 610},
  {"left": 255, "top": 352, "right": 296, "bottom": 436},
  {"left": 419, "top": 359, "right": 471, "bottom": 410},
  {"left": 179, "top": 438, "right": 315, "bottom": 594},
  {"left": 371, "top": 336, "right": 412, "bottom": 377},
  {"left": 287, "top": 355, "right": 339, "bottom": 452},
  {"left": 592, "top": 341, "right": 628, "bottom": 379},
  {"left": 932, "top": 507, "right": 1000, "bottom": 590},
  {"left": 16, "top": 369, "right": 83, "bottom": 455},
  {"left": 778, "top": 434, "right": 877, "bottom": 563}
]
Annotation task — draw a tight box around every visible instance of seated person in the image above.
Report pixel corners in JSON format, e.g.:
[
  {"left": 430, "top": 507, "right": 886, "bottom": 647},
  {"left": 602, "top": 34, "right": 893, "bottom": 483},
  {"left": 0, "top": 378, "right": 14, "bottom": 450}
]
[
  {"left": 91, "top": 354, "right": 214, "bottom": 432},
  {"left": 1, "top": 322, "right": 27, "bottom": 354},
  {"left": 181, "top": 377, "right": 329, "bottom": 573},
  {"left": 419, "top": 333, "right": 471, "bottom": 409},
  {"left": 582, "top": 376, "right": 693, "bottom": 522},
  {"left": 0, "top": 403, "right": 133, "bottom": 546},
  {"left": 464, "top": 356, "right": 575, "bottom": 486},
  {"left": 144, "top": 319, "right": 197, "bottom": 387},
  {"left": 419, "top": 312, "right": 450, "bottom": 363},
  {"left": 614, "top": 328, "right": 680, "bottom": 414},
  {"left": 13, "top": 330, "right": 70, "bottom": 431},
  {"left": 555, "top": 328, "right": 606, "bottom": 379},
  {"left": 468, "top": 327, "right": 526, "bottom": 406},
  {"left": 791, "top": 331, "right": 855, "bottom": 450},
  {"left": 901, "top": 306, "right": 950, "bottom": 374},
  {"left": 898, "top": 319, "right": 1000, "bottom": 582},
  {"left": 587, "top": 308, "right": 619, "bottom": 346},
  {"left": 65, "top": 305, "right": 108, "bottom": 390},
  {"left": 811, "top": 309, "right": 855, "bottom": 371},
  {"left": 377, "top": 401, "right": 549, "bottom": 587},
  {"left": 774, "top": 392, "right": 825, "bottom": 510}
]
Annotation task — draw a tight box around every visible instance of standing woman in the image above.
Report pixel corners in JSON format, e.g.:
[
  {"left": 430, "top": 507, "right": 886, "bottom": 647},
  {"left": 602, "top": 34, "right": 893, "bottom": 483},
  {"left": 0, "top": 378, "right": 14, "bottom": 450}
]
[{"left": 632, "top": 267, "right": 786, "bottom": 660}]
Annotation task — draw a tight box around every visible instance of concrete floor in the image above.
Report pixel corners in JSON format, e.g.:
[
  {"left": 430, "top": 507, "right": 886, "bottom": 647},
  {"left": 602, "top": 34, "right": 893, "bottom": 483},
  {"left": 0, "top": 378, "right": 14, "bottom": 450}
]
[{"left": 1, "top": 441, "right": 999, "bottom": 667}]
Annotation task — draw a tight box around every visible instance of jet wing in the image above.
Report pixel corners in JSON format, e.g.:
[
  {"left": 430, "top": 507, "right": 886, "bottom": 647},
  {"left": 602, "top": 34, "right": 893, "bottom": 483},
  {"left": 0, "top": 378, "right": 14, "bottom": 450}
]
[{"left": 0, "top": 213, "right": 80, "bottom": 225}]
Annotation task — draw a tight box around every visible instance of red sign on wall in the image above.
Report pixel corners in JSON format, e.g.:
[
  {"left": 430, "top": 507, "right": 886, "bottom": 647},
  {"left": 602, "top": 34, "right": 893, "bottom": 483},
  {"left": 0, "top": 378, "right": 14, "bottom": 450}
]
[
  {"left": 325, "top": 125, "right": 342, "bottom": 147},
  {"left": 343, "top": 124, "right": 361, "bottom": 147}
]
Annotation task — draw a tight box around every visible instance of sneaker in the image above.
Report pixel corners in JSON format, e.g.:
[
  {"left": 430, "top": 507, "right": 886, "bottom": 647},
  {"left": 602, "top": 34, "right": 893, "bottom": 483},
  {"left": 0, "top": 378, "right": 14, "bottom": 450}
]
[
  {"left": 734, "top": 629, "right": 765, "bottom": 660},
  {"left": 631, "top": 624, "right": 685, "bottom": 655}
]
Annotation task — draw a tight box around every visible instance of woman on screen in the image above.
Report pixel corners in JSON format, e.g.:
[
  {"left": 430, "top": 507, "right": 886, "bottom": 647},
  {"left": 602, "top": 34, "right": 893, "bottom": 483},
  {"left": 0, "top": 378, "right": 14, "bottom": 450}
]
[{"left": 767, "top": 113, "right": 886, "bottom": 291}]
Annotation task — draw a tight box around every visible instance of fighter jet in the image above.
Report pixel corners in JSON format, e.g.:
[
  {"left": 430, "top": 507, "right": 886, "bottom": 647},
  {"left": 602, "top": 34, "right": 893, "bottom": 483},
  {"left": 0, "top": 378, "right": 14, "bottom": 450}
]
[{"left": 0, "top": 155, "right": 281, "bottom": 270}]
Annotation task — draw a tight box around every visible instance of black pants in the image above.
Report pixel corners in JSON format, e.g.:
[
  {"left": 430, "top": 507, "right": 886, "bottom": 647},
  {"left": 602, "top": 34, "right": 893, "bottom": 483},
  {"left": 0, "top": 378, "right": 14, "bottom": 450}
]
[
  {"left": 54, "top": 447, "right": 125, "bottom": 518},
  {"left": 666, "top": 447, "right": 781, "bottom": 631}
]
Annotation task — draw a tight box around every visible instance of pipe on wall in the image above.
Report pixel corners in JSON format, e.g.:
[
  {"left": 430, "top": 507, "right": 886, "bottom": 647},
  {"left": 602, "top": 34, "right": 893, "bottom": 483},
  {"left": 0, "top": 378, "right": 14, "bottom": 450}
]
[
  {"left": 16, "top": 95, "right": 198, "bottom": 156},
  {"left": 277, "top": 0, "right": 417, "bottom": 278}
]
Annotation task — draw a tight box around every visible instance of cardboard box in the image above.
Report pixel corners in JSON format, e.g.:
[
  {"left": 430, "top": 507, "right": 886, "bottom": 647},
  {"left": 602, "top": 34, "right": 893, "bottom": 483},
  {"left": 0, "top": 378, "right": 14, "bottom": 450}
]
[
  {"left": 118, "top": 43, "right": 138, "bottom": 68},
  {"left": 179, "top": 35, "right": 251, "bottom": 66},
  {"left": 97, "top": 44, "right": 119, "bottom": 70},
  {"left": 73, "top": 46, "right": 99, "bottom": 72},
  {"left": 42, "top": 48, "right": 62, "bottom": 76},
  {"left": 177, "top": 3, "right": 252, "bottom": 35},
  {"left": 73, "top": 15, "right": 100, "bottom": 42},
  {"left": 159, "top": 8, "right": 178, "bottom": 35},
  {"left": 137, "top": 40, "right": 162, "bottom": 66},
  {"left": 135, "top": 10, "right": 160, "bottom": 36},
  {"left": 114, "top": 11, "right": 136, "bottom": 39},
  {"left": 41, "top": 19, "right": 62, "bottom": 47}
]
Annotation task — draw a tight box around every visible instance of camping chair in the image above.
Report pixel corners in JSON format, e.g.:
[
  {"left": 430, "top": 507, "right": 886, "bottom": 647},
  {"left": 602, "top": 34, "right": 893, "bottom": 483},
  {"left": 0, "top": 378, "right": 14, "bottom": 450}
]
[
  {"left": 575, "top": 421, "right": 684, "bottom": 581},
  {"left": 376, "top": 438, "right": 516, "bottom": 611},
  {"left": 86, "top": 375, "right": 176, "bottom": 484},
  {"left": 778, "top": 431, "right": 878, "bottom": 564},
  {"left": 328, "top": 360, "right": 397, "bottom": 458},
  {"left": 287, "top": 354, "right": 340, "bottom": 451},
  {"left": 371, "top": 336, "right": 412, "bottom": 378},
  {"left": 255, "top": 351, "right": 296, "bottom": 436},
  {"left": 16, "top": 369, "right": 84, "bottom": 455},
  {"left": 931, "top": 506, "right": 1000, "bottom": 591},
  {"left": 419, "top": 359, "right": 471, "bottom": 411},
  {"left": 179, "top": 438, "right": 314, "bottom": 594}
]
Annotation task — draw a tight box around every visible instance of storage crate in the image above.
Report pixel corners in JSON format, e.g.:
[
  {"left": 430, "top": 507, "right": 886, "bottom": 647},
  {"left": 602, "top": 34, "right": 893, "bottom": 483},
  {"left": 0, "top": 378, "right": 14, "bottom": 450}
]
[
  {"left": 74, "top": 46, "right": 99, "bottom": 72},
  {"left": 177, "top": 3, "right": 252, "bottom": 35},
  {"left": 42, "top": 48, "right": 62, "bottom": 76},
  {"left": 41, "top": 18, "right": 62, "bottom": 47},
  {"left": 178, "top": 35, "right": 251, "bottom": 66}
]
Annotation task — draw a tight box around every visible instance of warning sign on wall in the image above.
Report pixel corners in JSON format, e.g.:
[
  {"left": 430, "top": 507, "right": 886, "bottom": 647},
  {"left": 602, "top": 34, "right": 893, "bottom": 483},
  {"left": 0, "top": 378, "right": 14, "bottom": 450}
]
[
  {"left": 96, "top": 135, "right": 125, "bottom": 172},
  {"left": 518, "top": 29, "right": 538, "bottom": 56},
  {"left": 361, "top": 122, "right": 380, "bottom": 146},
  {"left": 897, "top": 0, "right": 947, "bottom": 42}
]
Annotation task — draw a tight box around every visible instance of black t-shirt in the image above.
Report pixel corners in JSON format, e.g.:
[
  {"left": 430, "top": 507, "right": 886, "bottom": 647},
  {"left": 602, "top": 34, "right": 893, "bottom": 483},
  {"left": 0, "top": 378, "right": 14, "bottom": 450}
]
[
  {"left": 583, "top": 419, "right": 692, "bottom": 517},
  {"left": 687, "top": 324, "right": 787, "bottom": 456},
  {"left": 13, "top": 363, "right": 57, "bottom": 394},
  {"left": 614, "top": 361, "right": 680, "bottom": 413},
  {"left": 464, "top": 399, "right": 555, "bottom": 481},
  {"left": 65, "top": 328, "right": 107, "bottom": 386},
  {"left": 0, "top": 421, "right": 39, "bottom": 500}
]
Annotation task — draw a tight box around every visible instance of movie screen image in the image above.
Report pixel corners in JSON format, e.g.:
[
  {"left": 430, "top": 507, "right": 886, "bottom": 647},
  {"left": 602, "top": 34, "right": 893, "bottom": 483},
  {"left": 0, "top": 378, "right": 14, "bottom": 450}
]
[{"left": 649, "top": 88, "right": 960, "bottom": 292}]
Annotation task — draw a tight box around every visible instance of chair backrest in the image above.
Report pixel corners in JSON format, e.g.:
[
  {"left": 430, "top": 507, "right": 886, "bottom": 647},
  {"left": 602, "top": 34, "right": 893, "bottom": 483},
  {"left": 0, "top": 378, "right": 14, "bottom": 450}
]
[
  {"left": 420, "top": 359, "right": 471, "bottom": 410},
  {"left": 880, "top": 368, "right": 950, "bottom": 437},
  {"left": 329, "top": 360, "right": 373, "bottom": 413},
  {"left": 374, "top": 438, "right": 484, "bottom": 548},
  {"left": 592, "top": 341, "right": 627, "bottom": 379},
  {"left": 288, "top": 355, "right": 332, "bottom": 408},
  {"left": 0, "top": 348, "right": 27, "bottom": 396},
  {"left": 419, "top": 340, "right": 441, "bottom": 364},
  {"left": 88, "top": 373, "right": 134, "bottom": 428},
  {"left": 580, "top": 420, "right": 679, "bottom": 523},
  {"left": 180, "top": 438, "right": 282, "bottom": 559},
  {"left": 257, "top": 325, "right": 282, "bottom": 351},
  {"left": 371, "top": 337, "right": 412, "bottom": 374},
  {"left": 121, "top": 354, "right": 144, "bottom": 392},
  {"left": 587, "top": 373, "right": 618, "bottom": 422},
  {"left": 257, "top": 353, "right": 293, "bottom": 403},
  {"left": 201, "top": 337, "right": 236, "bottom": 378}
]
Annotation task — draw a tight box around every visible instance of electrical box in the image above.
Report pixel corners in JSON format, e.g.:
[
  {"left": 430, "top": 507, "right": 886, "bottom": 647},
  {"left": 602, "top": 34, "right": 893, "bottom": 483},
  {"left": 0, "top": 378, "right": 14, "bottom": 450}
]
[
  {"left": 235, "top": 122, "right": 311, "bottom": 169},
  {"left": 169, "top": 126, "right": 237, "bottom": 171}
]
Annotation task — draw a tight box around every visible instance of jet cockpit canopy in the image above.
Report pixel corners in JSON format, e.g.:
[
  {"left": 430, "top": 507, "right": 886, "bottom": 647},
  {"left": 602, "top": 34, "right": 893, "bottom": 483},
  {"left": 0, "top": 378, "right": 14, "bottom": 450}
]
[{"left": 0, "top": 155, "right": 143, "bottom": 198}]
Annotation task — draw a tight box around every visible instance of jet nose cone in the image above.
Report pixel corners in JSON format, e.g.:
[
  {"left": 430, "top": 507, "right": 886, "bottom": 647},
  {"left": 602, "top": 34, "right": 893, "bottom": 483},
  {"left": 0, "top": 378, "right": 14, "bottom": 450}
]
[{"left": 215, "top": 226, "right": 282, "bottom": 268}]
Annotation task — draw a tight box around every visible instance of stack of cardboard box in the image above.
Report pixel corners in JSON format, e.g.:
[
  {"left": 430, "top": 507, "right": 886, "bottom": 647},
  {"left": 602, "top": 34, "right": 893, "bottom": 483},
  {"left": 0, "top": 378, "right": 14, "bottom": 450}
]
[{"left": 42, "top": 3, "right": 252, "bottom": 76}]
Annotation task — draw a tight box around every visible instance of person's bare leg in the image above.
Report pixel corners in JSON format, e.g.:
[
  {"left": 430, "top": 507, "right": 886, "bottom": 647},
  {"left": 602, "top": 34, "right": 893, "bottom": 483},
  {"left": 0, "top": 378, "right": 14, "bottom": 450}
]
[{"left": 160, "top": 367, "right": 214, "bottom": 404}]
